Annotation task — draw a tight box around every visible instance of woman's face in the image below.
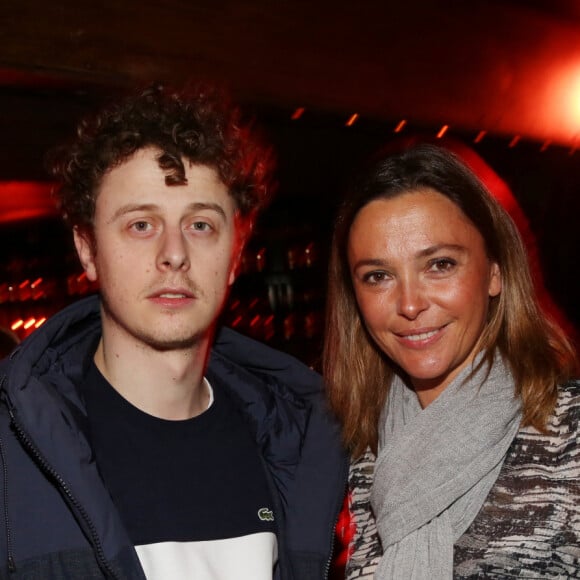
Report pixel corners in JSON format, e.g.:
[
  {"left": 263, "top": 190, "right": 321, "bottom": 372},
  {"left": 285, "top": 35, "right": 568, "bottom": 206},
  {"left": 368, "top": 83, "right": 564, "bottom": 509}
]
[{"left": 347, "top": 188, "right": 501, "bottom": 407}]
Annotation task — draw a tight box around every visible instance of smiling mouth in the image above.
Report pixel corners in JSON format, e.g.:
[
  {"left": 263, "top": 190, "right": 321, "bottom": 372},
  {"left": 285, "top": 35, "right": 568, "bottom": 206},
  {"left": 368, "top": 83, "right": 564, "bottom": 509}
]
[
  {"left": 158, "top": 292, "right": 189, "bottom": 299},
  {"left": 402, "top": 329, "right": 440, "bottom": 342}
]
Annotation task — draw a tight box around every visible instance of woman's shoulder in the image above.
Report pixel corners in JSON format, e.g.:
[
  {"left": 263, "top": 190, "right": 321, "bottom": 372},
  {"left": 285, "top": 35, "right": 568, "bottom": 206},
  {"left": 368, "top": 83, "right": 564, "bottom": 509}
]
[
  {"left": 552, "top": 379, "right": 580, "bottom": 430},
  {"left": 515, "top": 379, "right": 579, "bottom": 458},
  {"left": 558, "top": 378, "right": 580, "bottom": 400}
]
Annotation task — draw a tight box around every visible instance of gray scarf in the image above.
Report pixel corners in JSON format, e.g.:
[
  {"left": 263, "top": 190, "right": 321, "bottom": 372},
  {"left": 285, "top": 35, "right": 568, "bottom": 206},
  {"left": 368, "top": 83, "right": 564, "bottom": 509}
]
[{"left": 370, "top": 352, "right": 522, "bottom": 579}]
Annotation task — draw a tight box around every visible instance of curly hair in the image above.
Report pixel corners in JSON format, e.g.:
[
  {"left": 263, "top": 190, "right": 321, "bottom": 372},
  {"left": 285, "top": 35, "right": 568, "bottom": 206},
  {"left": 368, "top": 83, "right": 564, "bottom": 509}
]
[{"left": 48, "top": 82, "right": 275, "bottom": 229}]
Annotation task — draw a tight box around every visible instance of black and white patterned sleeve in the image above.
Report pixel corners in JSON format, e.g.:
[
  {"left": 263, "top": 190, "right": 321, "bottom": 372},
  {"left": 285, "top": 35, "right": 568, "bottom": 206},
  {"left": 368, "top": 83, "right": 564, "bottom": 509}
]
[{"left": 345, "top": 448, "right": 382, "bottom": 580}]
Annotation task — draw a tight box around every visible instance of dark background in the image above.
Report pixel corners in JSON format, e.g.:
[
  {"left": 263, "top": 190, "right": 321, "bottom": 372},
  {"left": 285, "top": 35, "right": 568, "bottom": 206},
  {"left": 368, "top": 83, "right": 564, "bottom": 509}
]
[
  {"left": 1, "top": 0, "right": 580, "bottom": 360},
  {"left": 1, "top": 96, "right": 579, "bottom": 365}
]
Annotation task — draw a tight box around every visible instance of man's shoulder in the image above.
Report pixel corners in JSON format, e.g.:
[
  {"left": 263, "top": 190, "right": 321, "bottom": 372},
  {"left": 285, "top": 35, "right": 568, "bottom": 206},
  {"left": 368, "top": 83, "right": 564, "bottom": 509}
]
[
  {"left": 210, "top": 326, "right": 323, "bottom": 397},
  {"left": 1, "top": 295, "right": 101, "bottom": 390},
  {"left": 212, "top": 326, "right": 320, "bottom": 377},
  {"left": 214, "top": 326, "right": 310, "bottom": 363}
]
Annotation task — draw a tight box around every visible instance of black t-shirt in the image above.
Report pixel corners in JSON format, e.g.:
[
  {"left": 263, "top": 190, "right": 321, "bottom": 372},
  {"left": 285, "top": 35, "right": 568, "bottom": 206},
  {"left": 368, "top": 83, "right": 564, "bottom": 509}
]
[{"left": 83, "top": 362, "right": 277, "bottom": 579}]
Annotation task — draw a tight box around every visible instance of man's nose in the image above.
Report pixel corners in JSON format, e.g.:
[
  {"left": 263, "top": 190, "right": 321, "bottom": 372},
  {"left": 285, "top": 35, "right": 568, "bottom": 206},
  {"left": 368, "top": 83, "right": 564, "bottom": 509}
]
[{"left": 157, "top": 228, "right": 190, "bottom": 271}]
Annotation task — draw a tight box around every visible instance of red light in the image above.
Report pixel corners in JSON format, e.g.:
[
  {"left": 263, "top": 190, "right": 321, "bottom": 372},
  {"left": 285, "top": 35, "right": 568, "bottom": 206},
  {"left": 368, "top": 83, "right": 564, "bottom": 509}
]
[
  {"left": 34, "top": 317, "right": 47, "bottom": 328},
  {"left": 345, "top": 113, "right": 359, "bottom": 127},
  {"left": 11, "top": 320, "right": 24, "bottom": 331},
  {"left": 0, "top": 182, "right": 56, "bottom": 224},
  {"left": 291, "top": 107, "right": 305, "bottom": 120},
  {"left": 394, "top": 120, "right": 407, "bottom": 133},
  {"left": 23, "top": 318, "right": 36, "bottom": 330},
  {"left": 548, "top": 64, "right": 580, "bottom": 138},
  {"left": 436, "top": 125, "right": 449, "bottom": 139},
  {"left": 474, "top": 130, "right": 487, "bottom": 144}
]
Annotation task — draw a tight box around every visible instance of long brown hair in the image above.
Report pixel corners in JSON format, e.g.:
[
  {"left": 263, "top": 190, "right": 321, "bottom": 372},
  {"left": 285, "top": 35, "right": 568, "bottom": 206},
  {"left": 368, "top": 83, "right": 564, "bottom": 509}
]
[{"left": 323, "top": 144, "right": 578, "bottom": 458}]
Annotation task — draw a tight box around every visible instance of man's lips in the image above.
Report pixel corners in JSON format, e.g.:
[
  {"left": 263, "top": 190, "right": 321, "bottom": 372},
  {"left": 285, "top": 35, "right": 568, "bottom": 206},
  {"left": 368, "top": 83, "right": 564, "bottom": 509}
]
[{"left": 148, "top": 287, "right": 196, "bottom": 300}]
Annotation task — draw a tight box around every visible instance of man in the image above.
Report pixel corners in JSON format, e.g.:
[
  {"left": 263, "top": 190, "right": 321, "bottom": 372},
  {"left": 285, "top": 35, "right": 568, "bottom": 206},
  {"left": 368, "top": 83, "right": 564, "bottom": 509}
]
[{"left": 0, "top": 84, "right": 347, "bottom": 579}]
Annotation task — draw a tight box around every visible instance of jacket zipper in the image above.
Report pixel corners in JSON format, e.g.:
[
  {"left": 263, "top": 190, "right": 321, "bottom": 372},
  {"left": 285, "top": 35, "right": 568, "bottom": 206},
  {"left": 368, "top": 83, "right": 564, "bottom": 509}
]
[
  {"left": 0, "top": 376, "right": 16, "bottom": 573},
  {"left": 0, "top": 435, "right": 15, "bottom": 573},
  {"left": 323, "top": 463, "right": 349, "bottom": 580},
  {"left": 7, "top": 406, "right": 121, "bottom": 580}
]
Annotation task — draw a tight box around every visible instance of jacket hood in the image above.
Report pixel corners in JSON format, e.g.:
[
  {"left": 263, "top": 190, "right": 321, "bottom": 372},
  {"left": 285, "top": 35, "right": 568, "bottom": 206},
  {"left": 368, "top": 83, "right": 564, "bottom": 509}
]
[
  {"left": 2, "top": 293, "right": 321, "bottom": 407},
  {"left": 2, "top": 295, "right": 101, "bottom": 402},
  {"left": 0, "top": 294, "right": 316, "bottom": 491}
]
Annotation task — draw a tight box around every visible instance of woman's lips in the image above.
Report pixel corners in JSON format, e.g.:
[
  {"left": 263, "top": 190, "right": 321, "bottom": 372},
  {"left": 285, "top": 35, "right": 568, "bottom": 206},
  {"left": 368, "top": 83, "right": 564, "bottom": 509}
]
[
  {"left": 395, "top": 325, "right": 446, "bottom": 347},
  {"left": 403, "top": 329, "right": 439, "bottom": 342}
]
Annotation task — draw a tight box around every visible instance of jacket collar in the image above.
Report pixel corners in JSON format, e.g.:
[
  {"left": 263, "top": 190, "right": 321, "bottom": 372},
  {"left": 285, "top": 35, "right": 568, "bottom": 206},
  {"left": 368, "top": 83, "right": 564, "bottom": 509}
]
[{"left": 3, "top": 294, "right": 311, "bottom": 483}]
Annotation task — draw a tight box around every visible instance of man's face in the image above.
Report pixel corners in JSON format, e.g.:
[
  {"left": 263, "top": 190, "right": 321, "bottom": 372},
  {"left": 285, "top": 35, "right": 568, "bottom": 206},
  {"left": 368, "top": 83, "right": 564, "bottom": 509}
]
[{"left": 74, "top": 147, "right": 241, "bottom": 352}]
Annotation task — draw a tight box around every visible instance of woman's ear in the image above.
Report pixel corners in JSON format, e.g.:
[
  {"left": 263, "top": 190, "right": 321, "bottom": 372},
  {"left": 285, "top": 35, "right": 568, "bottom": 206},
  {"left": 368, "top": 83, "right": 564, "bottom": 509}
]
[{"left": 488, "top": 262, "right": 501, "bottom": 297}]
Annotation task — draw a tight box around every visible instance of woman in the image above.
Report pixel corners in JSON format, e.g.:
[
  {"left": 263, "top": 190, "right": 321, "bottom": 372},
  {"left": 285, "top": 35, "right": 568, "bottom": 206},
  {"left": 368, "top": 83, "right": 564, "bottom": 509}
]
[{"left": 323, "top": 144, "right": 579, "bottom": 579}]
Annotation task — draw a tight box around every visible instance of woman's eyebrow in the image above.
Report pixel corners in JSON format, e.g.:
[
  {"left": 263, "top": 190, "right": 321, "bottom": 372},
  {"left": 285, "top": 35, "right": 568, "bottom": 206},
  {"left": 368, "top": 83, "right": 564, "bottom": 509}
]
[{"left": 416, "top": 244, "right": 466, "bottom": 258}]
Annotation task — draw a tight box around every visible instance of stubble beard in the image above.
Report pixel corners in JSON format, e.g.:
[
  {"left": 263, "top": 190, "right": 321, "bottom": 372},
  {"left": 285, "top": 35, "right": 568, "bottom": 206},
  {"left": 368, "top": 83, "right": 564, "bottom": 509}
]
[{"left": 99, "top": 291, "right": 210, "bottom": 353}]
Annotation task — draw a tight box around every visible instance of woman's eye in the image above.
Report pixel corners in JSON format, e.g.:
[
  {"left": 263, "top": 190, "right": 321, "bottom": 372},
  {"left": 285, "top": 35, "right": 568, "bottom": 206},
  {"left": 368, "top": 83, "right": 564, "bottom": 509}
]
[
  {"left": 429, "top": 258, "right": 456, "bottom": 272},
  {"left": 362, "top": 271, "right": 387, "bottom": 284}
]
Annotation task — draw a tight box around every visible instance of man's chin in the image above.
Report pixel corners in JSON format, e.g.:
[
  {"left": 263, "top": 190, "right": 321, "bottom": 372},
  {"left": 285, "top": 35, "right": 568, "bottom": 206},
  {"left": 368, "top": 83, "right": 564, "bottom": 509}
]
[
  {"left": 100, "top": 300, "right": 215, "bottom": 352},
  {"left": 143, "top": 333, "right": 205, "bottom": 352}
]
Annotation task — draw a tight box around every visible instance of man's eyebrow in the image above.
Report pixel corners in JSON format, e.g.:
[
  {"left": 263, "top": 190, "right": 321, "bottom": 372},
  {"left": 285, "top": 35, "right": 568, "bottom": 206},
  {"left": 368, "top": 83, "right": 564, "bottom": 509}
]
[
  {"left": 187, "top": 202, "right": 228, "bottom": 221},
  {"left": 107, "top": 202, "right": 228, "bottom": 224}
]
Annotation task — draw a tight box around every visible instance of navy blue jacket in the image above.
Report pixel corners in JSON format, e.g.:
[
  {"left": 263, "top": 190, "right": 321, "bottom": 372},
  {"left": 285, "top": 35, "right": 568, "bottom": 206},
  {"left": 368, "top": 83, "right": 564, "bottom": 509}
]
[{"left": 0, "top": 295, "right": 347, "bottom": 579}]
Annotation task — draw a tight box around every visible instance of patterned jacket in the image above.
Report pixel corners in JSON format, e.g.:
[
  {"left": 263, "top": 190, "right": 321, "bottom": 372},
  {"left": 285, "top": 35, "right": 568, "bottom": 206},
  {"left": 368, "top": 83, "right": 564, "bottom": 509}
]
[{"left": 347, "top": 381, "right": 580, "bottom": 579}]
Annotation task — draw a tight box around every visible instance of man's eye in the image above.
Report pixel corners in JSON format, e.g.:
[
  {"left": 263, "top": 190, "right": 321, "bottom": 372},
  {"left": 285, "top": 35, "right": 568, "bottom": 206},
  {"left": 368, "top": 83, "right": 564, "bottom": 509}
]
[
  {"left": 131, "top": 221, "right": 151, "bottom": 232},
  {"left": 192, "top": 221, "right": 212, "bottom": 231}
]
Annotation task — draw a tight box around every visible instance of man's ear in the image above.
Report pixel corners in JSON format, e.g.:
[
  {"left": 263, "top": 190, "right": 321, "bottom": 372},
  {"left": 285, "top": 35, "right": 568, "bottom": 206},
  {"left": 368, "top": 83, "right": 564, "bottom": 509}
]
[
  {"left": 228, "top": 236, "right": 245, "bottom": 287},
  {"left": 228, "top": 253, "right": 240, "bottom": 286},
  {"left": 73, "top": 226, "right": 98, "bottom": 282},
  {"left": 228, "top": 215, "right": 252, "bottom": 286}
]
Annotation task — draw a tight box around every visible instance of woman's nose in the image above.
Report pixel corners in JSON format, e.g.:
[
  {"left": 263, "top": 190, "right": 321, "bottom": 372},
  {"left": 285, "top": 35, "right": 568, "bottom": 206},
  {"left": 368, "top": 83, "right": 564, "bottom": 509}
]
[{"left": 396, "top": 278, "right": 428, "bottom": 320}]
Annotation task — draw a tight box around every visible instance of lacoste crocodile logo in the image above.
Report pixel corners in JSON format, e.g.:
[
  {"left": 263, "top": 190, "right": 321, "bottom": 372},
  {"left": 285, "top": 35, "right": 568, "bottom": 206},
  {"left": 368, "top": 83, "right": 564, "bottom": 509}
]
[{"left": 258, "top": 507, "right": 274, "bottom": 522}]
